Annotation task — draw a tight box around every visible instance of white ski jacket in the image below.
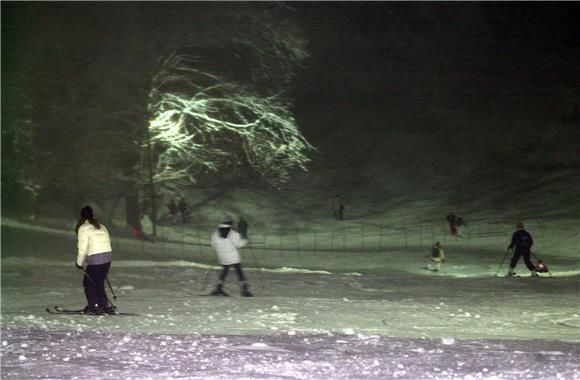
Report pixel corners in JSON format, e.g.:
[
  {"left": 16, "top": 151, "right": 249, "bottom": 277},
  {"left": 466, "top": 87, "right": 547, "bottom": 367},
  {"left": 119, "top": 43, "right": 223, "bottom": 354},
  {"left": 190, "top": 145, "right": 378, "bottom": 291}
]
[
  {"left": 76, "top": 221, "right": 112, "bottom": 267},
  {"left": 211, "top": 225, "right": 248, "bottom": 265}
]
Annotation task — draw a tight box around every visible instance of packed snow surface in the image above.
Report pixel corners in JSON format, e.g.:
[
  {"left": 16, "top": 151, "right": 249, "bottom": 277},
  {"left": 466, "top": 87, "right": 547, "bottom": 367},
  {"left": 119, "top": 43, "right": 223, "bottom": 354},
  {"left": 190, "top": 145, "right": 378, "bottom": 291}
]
[{"left": 2, "top": 220, "right": 579, "bottom": 379}]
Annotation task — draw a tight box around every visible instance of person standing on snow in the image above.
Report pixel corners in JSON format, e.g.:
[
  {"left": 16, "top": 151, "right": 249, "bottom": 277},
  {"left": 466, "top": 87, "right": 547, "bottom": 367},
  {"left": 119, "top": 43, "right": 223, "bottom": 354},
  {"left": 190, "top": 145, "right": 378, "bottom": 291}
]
[
  {"left": 167, "top": 198, "right": 178, "bottom": 223},
  {"left": 210, "top": 219, "right": 252, "bottom": 297},
  {"left": 428, "top": 241, "right": 445, "bottom": 271},
  {"left": 506, "top": 222, "right": 537, "bottom": 277},
  {"left": 75, "top": 205, "right": 116, "bottom": 314},
  {"left": 178, "top": 198, "right": 191, "bottom": 223},
  {"left": 446, "top": 212, "right": 457, "bottom": 236},
  {"left": 333, "top": 194, "right": 345, "bottom": 221}
]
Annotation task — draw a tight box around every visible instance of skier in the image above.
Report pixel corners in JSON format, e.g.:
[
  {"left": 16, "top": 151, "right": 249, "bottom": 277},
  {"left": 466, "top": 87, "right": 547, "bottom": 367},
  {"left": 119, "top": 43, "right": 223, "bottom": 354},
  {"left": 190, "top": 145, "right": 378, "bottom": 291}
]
[
  {"left": 333, "top": 194, "right": 345, "bottom": 221},
  {"left": 178, "top": 198, "right": 191, "bottom": 223},
  {"left": 428, "top": 241, "right": 445, "bottom": 271},
  {"left": 75, "top": 205, "right": 116, "bottom": 314},
  {"left": 506, "top": 222, "right": 537, "bottom": 277},
  {"left": 209, "top": 219, "right": 253, "bottom": 297},
  {"left": 167, "top": 198, "right": 178, "bottom": 223},
  {"left": 446, "top": 212, "right": 457, "bottom": 236},
  {"left": 237, "top": 216, "right": 249, "bottom": 239}
]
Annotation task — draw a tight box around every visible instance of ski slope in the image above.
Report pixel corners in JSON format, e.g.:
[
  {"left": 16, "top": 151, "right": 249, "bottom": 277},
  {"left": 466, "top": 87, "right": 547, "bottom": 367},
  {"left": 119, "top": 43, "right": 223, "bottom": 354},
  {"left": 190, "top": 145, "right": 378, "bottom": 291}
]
[{"left": 2, "top": 219, "right": 579, "bottom": 379}]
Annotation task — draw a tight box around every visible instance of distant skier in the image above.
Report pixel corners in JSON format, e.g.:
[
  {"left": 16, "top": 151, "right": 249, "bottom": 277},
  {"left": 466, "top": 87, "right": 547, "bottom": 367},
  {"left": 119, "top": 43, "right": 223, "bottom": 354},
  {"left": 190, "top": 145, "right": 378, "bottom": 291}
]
[
  {"left": 446, "top": 212, "right": 457, "bottom": 236},
  {"left": 167, "top": 198, "right": 178, "bottom": 223},
  {"left": 210, "top": 219, "right": 252, "bottom": 297},
  {"left": 333, "top": 194, "right": 345, "bottom": 221},
  {"left": 506, "top": 222, "right": 537, "bottom": 277},
  {"left": 178, "top": 198, "right": 191, "bottom": 223},
  {"left": 237, "top": 216, "right": 249, "bottom": 239},
  {"left": 427, "top": 241, "right": 445, "bottom": 271},
  {"left": 75, "top": 205, "right": 116, "bottom": 315}
]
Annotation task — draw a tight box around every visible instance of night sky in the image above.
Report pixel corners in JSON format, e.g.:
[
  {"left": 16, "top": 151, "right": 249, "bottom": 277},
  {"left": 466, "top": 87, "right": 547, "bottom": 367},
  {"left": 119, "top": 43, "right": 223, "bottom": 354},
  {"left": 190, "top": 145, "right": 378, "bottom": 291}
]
[
  {"left": 289, "top": 3, "right": 579, "bottom": 187},
  {"left": 2, "top": 2, "right": 579, "bottom": 200}
]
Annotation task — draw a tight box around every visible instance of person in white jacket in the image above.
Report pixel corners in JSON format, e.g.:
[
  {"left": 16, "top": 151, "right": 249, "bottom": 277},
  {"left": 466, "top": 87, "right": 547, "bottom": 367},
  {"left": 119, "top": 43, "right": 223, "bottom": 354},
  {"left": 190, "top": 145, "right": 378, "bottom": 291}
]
[
  {"left": 75, "top": 205, "right": 115, "bottom": 314},
  {"left": 209, "top": 219, "right": 252, "bottom": 297}
]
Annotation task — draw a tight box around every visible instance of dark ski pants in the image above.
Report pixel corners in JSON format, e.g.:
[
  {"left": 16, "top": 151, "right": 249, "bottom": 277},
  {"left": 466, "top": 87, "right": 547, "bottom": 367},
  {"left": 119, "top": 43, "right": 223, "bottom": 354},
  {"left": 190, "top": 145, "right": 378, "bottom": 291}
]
[
  {"left": 218, "top": 263, "right": 246, "bottom": 283},
  {"left": 83, "top": 262, "right": 110, "bottom": 307},
  {"left": 510, "top": 250, "right": 535, "bottom": 272}
]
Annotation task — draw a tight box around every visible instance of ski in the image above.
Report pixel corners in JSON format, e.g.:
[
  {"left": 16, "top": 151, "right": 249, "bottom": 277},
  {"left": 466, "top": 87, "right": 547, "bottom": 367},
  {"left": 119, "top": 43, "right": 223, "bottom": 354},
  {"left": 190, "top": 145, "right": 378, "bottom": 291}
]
[{"left": 47, "top": 306, "right": 139, "bottom": 316}]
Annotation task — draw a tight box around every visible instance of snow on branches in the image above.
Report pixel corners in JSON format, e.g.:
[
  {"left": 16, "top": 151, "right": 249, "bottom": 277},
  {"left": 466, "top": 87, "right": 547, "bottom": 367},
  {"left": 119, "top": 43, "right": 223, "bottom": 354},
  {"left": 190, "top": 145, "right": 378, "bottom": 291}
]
[
  {"left": 146, "top": 7, "right": 313, "bottom": 192},
  {"left": 148, "top": 54, "right": 313, "bottom": 191}
]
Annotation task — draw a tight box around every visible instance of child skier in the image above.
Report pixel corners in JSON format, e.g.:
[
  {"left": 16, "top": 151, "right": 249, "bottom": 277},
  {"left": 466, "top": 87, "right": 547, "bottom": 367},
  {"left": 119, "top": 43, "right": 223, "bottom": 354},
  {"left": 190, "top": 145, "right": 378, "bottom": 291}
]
[
  {"left": 428, "top": 241, "right": 445, "bottom": 271},
  {"left": 209, "top": 219, "right": 253, "bottom": 297}
]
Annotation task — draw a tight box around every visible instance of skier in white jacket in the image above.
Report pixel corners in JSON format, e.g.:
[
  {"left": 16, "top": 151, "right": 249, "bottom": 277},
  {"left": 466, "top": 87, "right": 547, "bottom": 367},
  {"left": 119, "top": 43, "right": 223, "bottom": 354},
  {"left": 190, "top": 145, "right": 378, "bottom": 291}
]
[
  {"left": 75, "top": 205, "right": 116, "bottom": 314},
  {"left": 209, "top": 219, "right": 252, "bottom": 297}
]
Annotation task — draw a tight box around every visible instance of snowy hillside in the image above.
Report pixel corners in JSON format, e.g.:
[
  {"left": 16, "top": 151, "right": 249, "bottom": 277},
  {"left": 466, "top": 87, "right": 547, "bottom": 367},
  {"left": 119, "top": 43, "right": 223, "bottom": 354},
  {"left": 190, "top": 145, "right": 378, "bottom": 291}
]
[{"left": 2, "top": 210, "right": 579, "bottom": 379}]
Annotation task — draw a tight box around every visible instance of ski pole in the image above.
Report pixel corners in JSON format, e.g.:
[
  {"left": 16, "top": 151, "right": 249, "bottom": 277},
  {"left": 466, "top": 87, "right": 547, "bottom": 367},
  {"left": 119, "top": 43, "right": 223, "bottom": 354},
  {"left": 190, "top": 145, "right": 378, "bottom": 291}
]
[
  {"left": 106, "top": 277, "right": 117, "bottom": 300},
  {"left": 248, "top": 245, "right": 265, "bottom": 290},
  {"left": 80, "top": 268, "right": 96, "bottom": 285},
  {"left": 201, "top": 268, "right": 212, "bottom": 292},
  {"left": 495, "top": 248, "right": 511, "bottom": 276}
]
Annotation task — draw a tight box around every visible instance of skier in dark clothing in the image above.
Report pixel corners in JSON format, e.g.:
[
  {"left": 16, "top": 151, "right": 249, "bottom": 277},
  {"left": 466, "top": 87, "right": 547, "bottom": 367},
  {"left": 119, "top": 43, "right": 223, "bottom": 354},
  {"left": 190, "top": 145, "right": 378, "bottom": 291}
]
[
  {"left": 178, "top": 198, "right": 191, "bottom": 223},
  {"left": 506, "top": 222, "right": 537, "bottom": 277},
  {"left": 237, "top": 216, "right": 249, "bottom": 239},
  {"left": 333, "top": 194, "right": 344, "bottom": 221},
  {"left": 167, "top": 199, "right": 178, "bottom": 223},
  {"left": 446, "top": 212, "right": 457, "bottom": 236}
]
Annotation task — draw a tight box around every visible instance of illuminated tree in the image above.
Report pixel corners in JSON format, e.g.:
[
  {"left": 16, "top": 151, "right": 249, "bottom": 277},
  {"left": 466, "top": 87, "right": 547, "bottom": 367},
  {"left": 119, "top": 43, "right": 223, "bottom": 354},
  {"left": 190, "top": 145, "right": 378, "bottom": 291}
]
[
  {"left": 3, "top": 3, "right": 313, "bottom": 232},
  {"left": 147, "top": 53, "right": 313, "bottom": 193},
  {"left": 144, "top": 5, "right": 313, "bottom": 195}
]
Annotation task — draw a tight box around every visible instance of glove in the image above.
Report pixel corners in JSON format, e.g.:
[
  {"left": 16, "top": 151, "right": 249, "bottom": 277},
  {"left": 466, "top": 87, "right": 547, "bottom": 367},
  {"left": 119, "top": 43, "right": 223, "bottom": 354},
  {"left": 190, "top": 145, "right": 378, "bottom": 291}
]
[{"left": 75, "top": 263, "right": 83, "bottom": 270}]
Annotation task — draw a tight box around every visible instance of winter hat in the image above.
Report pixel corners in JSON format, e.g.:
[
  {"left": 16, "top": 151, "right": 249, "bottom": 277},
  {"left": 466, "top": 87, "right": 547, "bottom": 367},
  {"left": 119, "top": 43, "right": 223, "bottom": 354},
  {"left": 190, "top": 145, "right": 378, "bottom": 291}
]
[
  {"left": 516, "top": 222, "right": 525, "bottom": 229},
  {"left": 81, "top": 205, "right": 94, "bottom": 219},
  {"left": 217, "top": 217, "right": 233, "bottom": 228}
]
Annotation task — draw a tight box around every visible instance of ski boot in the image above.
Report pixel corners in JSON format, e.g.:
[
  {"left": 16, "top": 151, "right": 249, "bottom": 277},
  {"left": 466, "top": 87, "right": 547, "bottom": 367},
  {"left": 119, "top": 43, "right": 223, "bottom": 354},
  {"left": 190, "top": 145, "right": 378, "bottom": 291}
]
[
  {"left": 210, "top": 284, "right": 229, "bottom": 296},
  {"left": 102, "top": 304, "right": 119, "bottom": 315},
  {"left": 83, "top": 304, "right": 105, "bottom": 315},
  {"left": 240, "top": 282, "right": 253, "bottom": 297}
]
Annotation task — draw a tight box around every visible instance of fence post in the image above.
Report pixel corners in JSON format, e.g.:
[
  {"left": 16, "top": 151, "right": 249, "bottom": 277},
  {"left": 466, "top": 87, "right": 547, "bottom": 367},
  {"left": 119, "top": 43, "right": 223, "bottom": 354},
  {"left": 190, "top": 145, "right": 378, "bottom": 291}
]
[
  {"left": 296, "top": 228, "right": 300, "bottom": 257},
  {"left": 343, "top": 223, "right": 346, "bottom": 252},
  {"left": 314, "top": 229, "right": 318, "bottom": 251},
  {"left": 379, "top": 221, "right": 383, "bottom": 252},
  {"left": 360, "top": 223, "right": 364, "bottom": 252}
]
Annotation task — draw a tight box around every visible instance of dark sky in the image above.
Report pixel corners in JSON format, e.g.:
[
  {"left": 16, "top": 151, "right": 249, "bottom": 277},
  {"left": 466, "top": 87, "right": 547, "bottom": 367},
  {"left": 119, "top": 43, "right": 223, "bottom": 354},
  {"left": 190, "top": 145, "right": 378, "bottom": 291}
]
[{"left": 285, "top": 2, "right": 579, "bottom": 187}]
